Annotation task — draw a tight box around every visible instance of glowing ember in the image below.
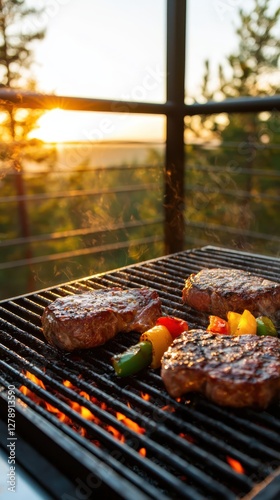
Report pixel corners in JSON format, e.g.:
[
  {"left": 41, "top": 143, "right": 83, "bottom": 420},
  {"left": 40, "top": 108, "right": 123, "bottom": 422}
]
[
  {"left": 20, "top": 371, "right": 60, "bottom": 415},
  {"left": 161, "top": 405, "right": 175, "bottom": 413},
  {"left": 63, "top": 380, "right": 72, "bottom": 388},
  {"left": 141, "top": 393, "right": 150, "bottom": 401},
  {"left": 226, "top": 456, "right": 245, "bottom": 474},
  {"left": 20, "top": 371, "right": 45, "bottom": 393},
  {"left": 19, "top": 370, "right": 146, "bottom": 451},
  {"left": 116, "top": 412, "right": 145, "bottom": 434},
  {"left": 107, "top": 425, "right": 125, "bottom": 442},
  {"left": 179, "top": 432, "right": 195, "bottom": 444}
]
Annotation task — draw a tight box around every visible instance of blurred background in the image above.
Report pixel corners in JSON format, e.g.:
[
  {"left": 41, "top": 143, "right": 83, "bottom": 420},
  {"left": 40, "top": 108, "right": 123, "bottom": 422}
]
[{"left": 0, "top": 0, "right": 279, "bottom": 299}]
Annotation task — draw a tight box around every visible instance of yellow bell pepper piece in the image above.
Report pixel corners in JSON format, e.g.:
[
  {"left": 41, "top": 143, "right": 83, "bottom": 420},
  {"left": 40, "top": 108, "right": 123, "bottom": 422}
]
[
  {"left": 140, "top": 325, "right": 173, "bottom": 369},
  {"left": 227, "top": 311, "right": 242, "bottom": 335},
  {"left": 235, "top": 309, "right": 257, "bottom": 336}
]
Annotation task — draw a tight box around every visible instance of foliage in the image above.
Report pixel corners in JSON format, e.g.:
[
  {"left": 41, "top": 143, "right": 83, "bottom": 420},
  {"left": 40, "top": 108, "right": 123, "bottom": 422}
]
[
  {"left": 1, "top": 0, "right": 280, "bottom": 299},
  {"left": 0, "top": 149, "right": 164, "bottom": 299},
  {"left": 0, "top": 0, "right": 49, "bottom": 169},
  {"left": 0, "top": 0, "right": 58, "bottom": 296},
  {"left": 185, "top": 0, "right": 280, "bottom": 253}
]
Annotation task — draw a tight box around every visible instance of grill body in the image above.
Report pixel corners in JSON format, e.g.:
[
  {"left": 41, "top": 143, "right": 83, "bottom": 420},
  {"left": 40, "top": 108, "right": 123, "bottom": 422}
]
[{"left": 0, "top": 246, "right": 280, "bottom": 499}]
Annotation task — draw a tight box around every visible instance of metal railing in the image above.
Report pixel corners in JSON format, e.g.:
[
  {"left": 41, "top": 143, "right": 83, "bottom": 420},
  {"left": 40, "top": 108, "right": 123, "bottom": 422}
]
[{"left": 0, "top": 0, "right": 280, "bottom": 299}]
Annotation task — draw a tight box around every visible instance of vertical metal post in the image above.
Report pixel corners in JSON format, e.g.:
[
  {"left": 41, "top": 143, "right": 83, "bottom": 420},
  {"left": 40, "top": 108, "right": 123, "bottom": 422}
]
[{"left": 165, "top": 0, "right": 186, "bottom": 254}]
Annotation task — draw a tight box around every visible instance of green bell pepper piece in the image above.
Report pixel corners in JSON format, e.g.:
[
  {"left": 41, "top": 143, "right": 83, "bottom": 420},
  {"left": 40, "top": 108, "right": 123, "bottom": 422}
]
[
  {"left": 112, "top": 341, "right": 153, "bottom": 377},
  {"left": 256, "top": 316, "right": 277, "bottom": 337}
]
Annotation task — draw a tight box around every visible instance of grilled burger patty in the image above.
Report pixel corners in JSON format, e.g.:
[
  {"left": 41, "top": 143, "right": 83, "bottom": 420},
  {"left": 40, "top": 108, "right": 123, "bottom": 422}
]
[
  {"left": 161, "top": 330, "right": 280, "bottom": 408},
  {"left": 42, "top": 287, "right": 162, "bottom": 351},
  {"left": 182, "top": 268, "right": 280, "bottom": 323}
]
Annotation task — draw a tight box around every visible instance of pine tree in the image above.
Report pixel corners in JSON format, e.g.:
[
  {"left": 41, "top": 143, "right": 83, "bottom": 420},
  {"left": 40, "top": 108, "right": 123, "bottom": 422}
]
[
  {"left": 0, "top": 0, "right": 48, "bottom": 166},
  {"left": 187, "top": 0, "right": 280, "bottom": 252},
  {"left": 220, "top": 0, "right": 280, "bottom": 98},
  {"left": 0, "top": 0, "right": 49, "bottom": 289}
]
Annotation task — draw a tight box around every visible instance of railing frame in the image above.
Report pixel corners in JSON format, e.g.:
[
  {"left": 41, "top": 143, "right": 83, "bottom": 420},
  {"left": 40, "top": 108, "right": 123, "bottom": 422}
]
[{"left": 0, "top": 0, "right": 280, "bottom": 255}]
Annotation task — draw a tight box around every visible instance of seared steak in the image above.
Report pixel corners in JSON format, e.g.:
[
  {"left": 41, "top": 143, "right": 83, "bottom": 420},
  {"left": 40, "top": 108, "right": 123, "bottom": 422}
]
[
  {"left": 42, "top": 287, "right": 162, "bottom": 351},
  {"left": 182, "top": 268, "right": 280, "bottom": 324},
  {"left": 161, "top": 330, "right": 280, "bottom": 408}
]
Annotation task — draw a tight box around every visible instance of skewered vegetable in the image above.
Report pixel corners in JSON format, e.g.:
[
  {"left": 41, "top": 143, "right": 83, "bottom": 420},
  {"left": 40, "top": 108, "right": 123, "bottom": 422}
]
[
  {"left": 112, "top": 341, "right": 152, "bottom": 377},
  {"left": 140, "top": 325, "right": 172, "bottom": 369},
  {"left": 234, "top": 309, "right": 257, "bottom": 336},
  {"left": 208, "top": 310, "right": 277, "bottom": 337},
  {"left": 156, "top": 316, "right": 189, "bottom": 339},
  {"left": 208, "top": 310, "right": 257, "bottom": 335},
  {"left": 207, "top": 316, "right": 229, "bottom": 334},
  {"left": 112, "top": 316, "right": 189, "bottom": 377},
  {"left": 227, "top": 312, "right": 242, "bottom": 335},
  {"left": 256, "top": 316, "right": 277, "bottom": 337}
]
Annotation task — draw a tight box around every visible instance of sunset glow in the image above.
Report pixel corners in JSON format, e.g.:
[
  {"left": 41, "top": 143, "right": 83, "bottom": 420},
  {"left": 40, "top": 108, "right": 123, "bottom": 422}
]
[
  {"left": 31, "top": 108, "right": 165, "bottom": 144},
  {"left": 31, "top": 108, "right": 78, "bottom": 143},
  {"left": 28, "top": 0, "right": 243, "bottom": 143}
]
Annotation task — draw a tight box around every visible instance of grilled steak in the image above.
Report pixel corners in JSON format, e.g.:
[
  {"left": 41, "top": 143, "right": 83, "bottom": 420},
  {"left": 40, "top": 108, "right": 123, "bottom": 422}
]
[
  {"left": 182, "top": 268, "right": 280, "bottom": 324},
  {"left": 42, "top": 287, "right": 162, "bottom": 351},
  {"left": 161, "top": 330, "right": 280, "bottom": 408}
]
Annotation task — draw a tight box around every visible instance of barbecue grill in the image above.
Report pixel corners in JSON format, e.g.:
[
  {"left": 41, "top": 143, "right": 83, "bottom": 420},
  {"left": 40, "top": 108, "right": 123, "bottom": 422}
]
[{"left": 0, "top": 245, "right": 280, "bottom": 499}]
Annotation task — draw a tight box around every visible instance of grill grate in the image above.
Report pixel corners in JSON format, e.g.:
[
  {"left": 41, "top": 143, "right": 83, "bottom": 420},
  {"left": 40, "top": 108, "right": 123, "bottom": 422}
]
[{"left": 0, "top": 246, "right": 280, "bottom": 499}]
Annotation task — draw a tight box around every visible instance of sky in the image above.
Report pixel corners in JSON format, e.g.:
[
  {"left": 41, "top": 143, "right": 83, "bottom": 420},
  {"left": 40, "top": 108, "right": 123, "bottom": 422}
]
[{"left": 26, "top": 0, "right": 276, "bottom": 143}]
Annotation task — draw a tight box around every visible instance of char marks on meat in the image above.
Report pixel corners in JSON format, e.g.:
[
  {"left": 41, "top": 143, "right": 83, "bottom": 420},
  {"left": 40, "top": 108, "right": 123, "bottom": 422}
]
[
  {"left": 182, "top": 268, "right": 280, "bottom": 324},
  {"left": 42, "top": 287, "right": 162, "bottom": 351},
  {"left": 161, "top": 330, "right": 280, "bottom": 408}
]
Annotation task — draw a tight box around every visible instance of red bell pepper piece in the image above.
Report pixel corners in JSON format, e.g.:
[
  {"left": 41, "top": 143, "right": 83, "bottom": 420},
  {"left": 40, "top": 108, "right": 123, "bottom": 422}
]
[
  {"left": 207, "top": 315, "right": 229, "bottom": 334},
  {"left": 156, "top": 316, "right": 189, "bottom": 339}
]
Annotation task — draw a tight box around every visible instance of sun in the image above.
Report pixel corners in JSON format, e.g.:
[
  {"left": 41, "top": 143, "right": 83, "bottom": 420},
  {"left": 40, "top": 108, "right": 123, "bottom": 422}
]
[
  {"left": 30, "top": 108, "right": 77, "bottom": 143},
  {"left": 29, "top": 107, "right": 166, "bottom": 144}
]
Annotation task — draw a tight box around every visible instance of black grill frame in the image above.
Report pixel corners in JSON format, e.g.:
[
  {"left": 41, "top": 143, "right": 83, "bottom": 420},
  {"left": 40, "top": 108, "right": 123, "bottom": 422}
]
[{"left": 0, "top": 246, "right": 280, "bottom": 499}]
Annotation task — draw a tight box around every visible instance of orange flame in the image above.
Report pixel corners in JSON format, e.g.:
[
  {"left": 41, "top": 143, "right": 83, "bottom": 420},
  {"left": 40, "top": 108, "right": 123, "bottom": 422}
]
[
  {"left": 141, "top": 393, "right": 150, "bottom": 401},
  {"left": 20, "top": 371, "right": 60, "bottom": 414},
  {"left": 116, "top": 412, "right": 145, "bottom": 434},
  {"left": 226, "top": 456, "right": 245, "bottom": 474},
  {"left": 20, "top": 371, "right": 45, "bottom": 394},
  {"left": 19, "top": 370, "right": 146, "bottom": 455},
  {"left": 107, "top": 425, "right": 125, "bottom": 442}
]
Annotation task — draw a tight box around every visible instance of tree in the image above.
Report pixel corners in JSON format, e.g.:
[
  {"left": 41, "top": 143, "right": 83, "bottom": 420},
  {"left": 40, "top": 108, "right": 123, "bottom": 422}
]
[
  {"left": 186, "top": 0, "right": 280, "bottom": 251},
  {"left": 0, "top": 0, "right": 53, "bottom": 289},
  {"left": 0, "top": 0, "right": 47, "bottom": 154}
]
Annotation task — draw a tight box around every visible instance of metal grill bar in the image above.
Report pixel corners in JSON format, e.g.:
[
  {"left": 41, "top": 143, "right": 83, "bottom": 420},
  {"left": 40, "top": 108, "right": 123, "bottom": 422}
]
[{"left": 0, "top": 246, "right": 280, "bottom": 499}]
